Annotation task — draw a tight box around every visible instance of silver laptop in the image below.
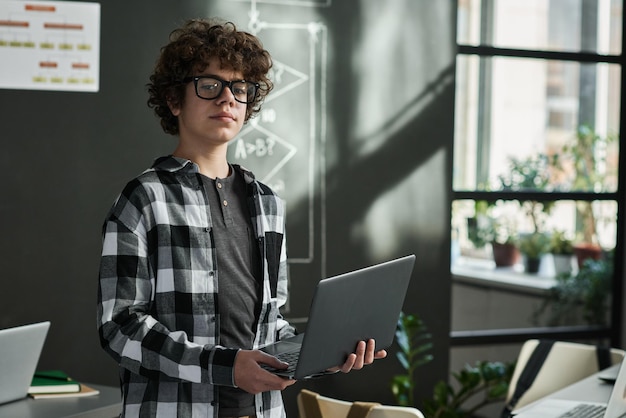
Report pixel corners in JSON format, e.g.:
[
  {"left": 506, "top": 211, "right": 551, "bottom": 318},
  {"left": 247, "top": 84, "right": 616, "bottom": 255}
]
[
  {"left": 0, "top": 321, "right": 50, "bottom": 404},
  {"left": 260, "top": 254, "right": 415, "bottom": 380},
  {"left": 514, "top": 355, "right": 626, "bottom": 418}
]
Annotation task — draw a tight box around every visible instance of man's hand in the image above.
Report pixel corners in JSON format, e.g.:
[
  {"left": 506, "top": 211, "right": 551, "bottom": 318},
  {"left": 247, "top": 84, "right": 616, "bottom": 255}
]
[
  {"left": 233, "top": 350, "right": 296, "bottom": 394},
  {"left": 331, "top": 339, "right": 387, "bottom": 373}
]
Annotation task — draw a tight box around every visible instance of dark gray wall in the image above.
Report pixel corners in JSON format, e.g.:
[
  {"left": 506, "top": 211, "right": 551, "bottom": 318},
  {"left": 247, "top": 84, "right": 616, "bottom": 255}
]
[{"left": 0, "top": 1, "right": 454, "bottom": 414}]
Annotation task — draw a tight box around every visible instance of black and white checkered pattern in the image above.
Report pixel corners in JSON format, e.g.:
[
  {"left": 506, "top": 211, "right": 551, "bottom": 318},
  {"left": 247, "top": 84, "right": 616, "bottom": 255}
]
[{"left": 98, "top": 156, "right": 294, "bottom": 417}]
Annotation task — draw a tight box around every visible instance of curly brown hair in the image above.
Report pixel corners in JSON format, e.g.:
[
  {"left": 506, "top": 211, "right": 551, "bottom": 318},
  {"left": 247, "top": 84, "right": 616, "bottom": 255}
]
[{"left": 147, "top": 18, "right": 273, "bottom": 135}]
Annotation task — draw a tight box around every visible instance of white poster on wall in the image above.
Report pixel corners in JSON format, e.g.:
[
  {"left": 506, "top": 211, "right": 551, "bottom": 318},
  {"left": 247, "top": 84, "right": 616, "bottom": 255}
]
[{"left": 0, "top": 1, "right": 100, "bottom": 93}]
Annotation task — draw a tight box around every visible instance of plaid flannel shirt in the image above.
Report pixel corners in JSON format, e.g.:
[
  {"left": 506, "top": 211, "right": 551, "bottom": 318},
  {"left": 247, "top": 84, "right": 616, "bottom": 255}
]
[{"left": 98, "top": 156, "right": 295, "bottom": 418}]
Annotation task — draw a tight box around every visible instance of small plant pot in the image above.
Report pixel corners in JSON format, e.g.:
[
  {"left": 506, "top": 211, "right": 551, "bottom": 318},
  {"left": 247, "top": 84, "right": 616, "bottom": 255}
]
[
  {"left": 524, "top": 256, "right": 542, "bottom": 274},
  {"left": 492, "top": 242, "right": 520, "bottom": 267},
  {"left": 552, "top": 254, "right": 574, "bottom": 276},
  {"left": 573, "top": 243, "right": 602, "bottom": 268}
]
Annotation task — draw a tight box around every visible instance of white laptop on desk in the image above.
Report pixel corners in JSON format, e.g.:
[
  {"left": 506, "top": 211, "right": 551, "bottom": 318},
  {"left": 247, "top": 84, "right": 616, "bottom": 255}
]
[
  {"left": 0, "top": 321, "right": 50, "bottom": 404},
  {"left": 514, "top": 355, "right": 626, "bottom": 418}
]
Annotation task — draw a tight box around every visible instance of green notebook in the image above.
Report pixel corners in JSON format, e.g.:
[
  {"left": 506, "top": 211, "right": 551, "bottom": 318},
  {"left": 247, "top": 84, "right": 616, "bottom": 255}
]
[{"left": 28, "top": 370, "right": 81, "bottom": 394}]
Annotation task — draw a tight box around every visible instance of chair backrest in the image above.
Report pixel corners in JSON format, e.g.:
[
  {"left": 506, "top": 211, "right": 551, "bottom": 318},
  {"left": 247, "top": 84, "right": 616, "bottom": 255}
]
[
  {"left": 505, "top": 339, "right": 625, "bottom": 411},
  {"left": 298, "top": 389, "right": 425, "bottom": 418}
]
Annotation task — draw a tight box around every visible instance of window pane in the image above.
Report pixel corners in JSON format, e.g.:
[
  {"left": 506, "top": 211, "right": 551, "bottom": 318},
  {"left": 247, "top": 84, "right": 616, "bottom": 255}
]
[
  {"left": 452, "top": 199, "right": 617, "bottom": 259},
  {"left": 454, "top": 55, "right": 620, "bottom": 192},
  {"left": 458, "top": 0, "right": 623, "bottom": 55},
  {"left": 451, "top": 199, "right": 616, "bottom": 330}
]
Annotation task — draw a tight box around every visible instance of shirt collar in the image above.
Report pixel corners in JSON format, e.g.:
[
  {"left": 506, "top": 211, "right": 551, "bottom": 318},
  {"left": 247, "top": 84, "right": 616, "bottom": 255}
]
[
  {"left": 151, "top": 155, "right": 199, "bottom": 173},
  {"left": 150, "top": 156, "right": 257, "bottom": 184}
]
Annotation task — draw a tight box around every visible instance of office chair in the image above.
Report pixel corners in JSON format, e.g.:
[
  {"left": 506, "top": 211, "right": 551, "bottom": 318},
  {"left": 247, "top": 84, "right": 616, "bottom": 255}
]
[
  {"left": 504, "top": 339, "right": 625, "bottom": 413},
  {"left": 297, "top": 389, "right": 425, "bottom": 418}
]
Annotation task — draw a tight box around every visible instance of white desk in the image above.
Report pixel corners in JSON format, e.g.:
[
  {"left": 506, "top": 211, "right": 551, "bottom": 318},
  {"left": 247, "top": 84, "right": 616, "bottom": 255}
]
[
  {"left": 0, "top": 383, "right": 121, "bottom": 418},
  {"left": 512, "top": 364, "right": 618, "bottom": 415}
]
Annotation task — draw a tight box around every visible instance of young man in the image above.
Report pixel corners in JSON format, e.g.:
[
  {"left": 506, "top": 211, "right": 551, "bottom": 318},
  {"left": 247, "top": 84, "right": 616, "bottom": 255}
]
[{"left": 97, "top": 19, "right": 385, "bottom": 418}]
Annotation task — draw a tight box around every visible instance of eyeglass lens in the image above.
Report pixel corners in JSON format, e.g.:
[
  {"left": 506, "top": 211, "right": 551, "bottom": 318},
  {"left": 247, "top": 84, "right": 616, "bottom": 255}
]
[{"left": 195, "top": 77, "right": 256, "bottom": 104}]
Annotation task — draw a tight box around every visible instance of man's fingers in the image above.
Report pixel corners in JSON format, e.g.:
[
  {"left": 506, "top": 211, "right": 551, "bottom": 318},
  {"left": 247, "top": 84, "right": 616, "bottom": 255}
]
[
  {"left": 234, "top": 350, "right": 295, "bottom": 394},
  {"left": 364, "top": 339, "right": 376, "bottom": 364},
  {"left": 340, "top": 353, "right": 357, "bottom": 373},
  {"left": 343, "top": 339, "right": 385, "bottom": 373},
  {"left": 352, "top": 340, "right": 367, "bottom": 369},
  {"left": 257, "top": 352, "right": 289, "bottom": 370}
]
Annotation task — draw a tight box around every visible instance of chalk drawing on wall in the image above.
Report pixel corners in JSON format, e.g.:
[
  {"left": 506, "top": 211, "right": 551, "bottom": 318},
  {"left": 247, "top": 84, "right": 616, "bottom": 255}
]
[{"left": 225, "top": 0, "right": 329, "bottom": 274}]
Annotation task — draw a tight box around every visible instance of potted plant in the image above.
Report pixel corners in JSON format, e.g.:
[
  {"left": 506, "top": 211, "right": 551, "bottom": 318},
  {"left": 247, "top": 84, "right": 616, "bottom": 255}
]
[
  {"left": 555, "top": 126, "right": 617, "bottom": 267},
  {"left": 390, "top": 312, "right": 514, "bottom": 417},
  {"left": 496, "top": 155, "right": 556, "bottom": 272},
  {"left": 549, "top": 230, "right": 575, "bottom": 276},
  {"left": 516, "top": 198, "right": 552, "bottom": 274},
  {"left": 492, "top": 235, "right": 521, "bottom": 268},
  {"left": 422, "top": 361, "right": 514, "bottom": 418},
  {"left": 489, "top": 215, "right": 520, "bottom": 268},
  {"left": 518, "top": 232, "right": 550, "bottom": 274},
  {"left": 466, "top": 212, "right": 492, "bottom": 252},
  {"left": 390, "top": 312, "right": 433, "bottom": 407},
  {"left": 497, "top": 154, "right": 551, "bottom": 192},
  {"left": 467, "top": 200, "right": 520, "bottom": 267},
  {"left": 532, "top": 251, "right": 613, "bottom": 326}
]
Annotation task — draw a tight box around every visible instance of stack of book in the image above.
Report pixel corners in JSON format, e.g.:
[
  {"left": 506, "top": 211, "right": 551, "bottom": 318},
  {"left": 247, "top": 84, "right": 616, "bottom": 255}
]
[{"left": 28, "top": 370, "right": 99, "bottom": 399}]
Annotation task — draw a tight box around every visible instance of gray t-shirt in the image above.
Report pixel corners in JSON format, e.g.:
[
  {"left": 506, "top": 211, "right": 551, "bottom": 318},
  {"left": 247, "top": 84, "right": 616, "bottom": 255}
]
[{"left": 202, "top": 167, "right": 261, "bottom": 417}]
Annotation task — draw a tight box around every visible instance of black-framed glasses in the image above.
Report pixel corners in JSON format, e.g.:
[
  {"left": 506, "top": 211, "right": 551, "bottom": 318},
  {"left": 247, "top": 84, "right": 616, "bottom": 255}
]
[{"left": 184, "top": 76, "right": 259, "bottom": 104}]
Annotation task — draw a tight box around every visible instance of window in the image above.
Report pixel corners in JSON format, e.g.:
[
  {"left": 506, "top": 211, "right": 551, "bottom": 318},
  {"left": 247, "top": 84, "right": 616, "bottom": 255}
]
[{"left": 452, "top": 0, "right": 623, "bottom": 345}]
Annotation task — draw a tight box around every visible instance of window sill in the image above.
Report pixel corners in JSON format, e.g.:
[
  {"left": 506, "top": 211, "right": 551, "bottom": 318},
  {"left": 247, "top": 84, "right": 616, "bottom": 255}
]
[{"left": 451, "top": 256, "right": 557, "bottom": 296}]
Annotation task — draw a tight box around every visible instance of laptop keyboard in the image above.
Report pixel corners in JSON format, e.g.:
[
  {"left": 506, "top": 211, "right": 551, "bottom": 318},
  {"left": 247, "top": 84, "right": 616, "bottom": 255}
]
[
  {"left": 262, "top": 350, "right": 299, "bottom": 373},
  {"left": 558, "top": 403, "right": 606, "bottom": 418}
]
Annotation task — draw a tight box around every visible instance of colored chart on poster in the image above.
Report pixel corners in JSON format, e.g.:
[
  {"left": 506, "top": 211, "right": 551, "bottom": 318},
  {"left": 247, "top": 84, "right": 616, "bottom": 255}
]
[{"left": 0, "top": 1, "right": 100, "bottom": 92}]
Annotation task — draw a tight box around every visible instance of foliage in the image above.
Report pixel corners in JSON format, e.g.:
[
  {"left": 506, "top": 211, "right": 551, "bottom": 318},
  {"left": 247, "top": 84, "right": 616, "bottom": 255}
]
[
  {"left": 518, "top": 232, "right": 550, "bottom": 259},
  {"left": 463, "top": 126, "right": 617, "bottom": 253},
  {"left": 466, "top": 201, "right": 518, "bottom": 249},
  {"left": 498, "top": 154, "right": 553, "bottom": 191},
  {"left": 422, "top": 361, "right": 515, "bottom": 418},
  {"left": 533, "top": 251, "right": 613, "bottom": 326},
  {"left": 493, "top": 127, "right": 617, "bottom": 246},
  {"left": 549, "top": 230, "right": 574, "bottom": 255},
  {"left": 560, "top": 125, "right": 617, "bottom": 192},
  {"left": 390, "top": 314, "right": 513, "bottom": 418},
  {"left": 554, "top": 125, "right": 618, "bottom": 244},
  {"left": 466, "top": 214, "right": 492, "bottom": 249},
  {"left": 390, "top": 312, "right": 434, "bottom": 407},
  {"left": 390, "top": 315, "right": 514, "bottom": 417},
  {"left": 497, "top": 156, "right": 554, "bottom": 248}
]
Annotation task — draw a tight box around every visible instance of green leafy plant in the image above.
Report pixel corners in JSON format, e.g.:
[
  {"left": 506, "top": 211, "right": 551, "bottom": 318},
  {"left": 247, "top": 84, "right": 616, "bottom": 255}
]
[
  {"left": 497, "top": 154, "right": 553, "bottom": 191},
  {"left": 549, "top": 230, "right": 574, "bottom": 255},
  {"left": 563, "top": 125, "right": 617, "bottom": 193},
  {"left": 497, "top": 155, "right": 555, "bottom": 259},
  {"left": 466, "top": 200, "right": 496, "bottom": 249},
  {"left": 466, "top": 200, "right": 518, "bottom": 249},
  {"left": 391, "top": 314, "right": 514, "bottom": 417},
  {"left": 518, "top": 232, "right": 550, "bottom": 260},
  {"left": 390, "top": 312, "right": 434, "bottom": 407},
  {"left": 422, "top": 361, "right": 514, "bottom": 418},
  {"left": 518, "top": 231, "right": 550, "bottom": 273},
  {"left": 533, "top": 251, "right": 613, "bottom": 326},
  {"left": 554, "top": 125, "right": 618, "bottom": 245},
  {"left": 467, "top": 215, "right": 492, "bottom": 250}
]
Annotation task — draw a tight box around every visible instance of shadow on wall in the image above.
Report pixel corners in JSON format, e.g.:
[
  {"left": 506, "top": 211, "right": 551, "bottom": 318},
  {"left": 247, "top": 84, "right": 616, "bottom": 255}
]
[{"left": 281, "top": 1, "right": 456, "bottom": 415}]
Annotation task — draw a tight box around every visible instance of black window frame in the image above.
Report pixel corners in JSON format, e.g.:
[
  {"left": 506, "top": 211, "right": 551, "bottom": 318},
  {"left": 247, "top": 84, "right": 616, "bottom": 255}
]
[{"left": 451, "top": 1, "right": 626, "bottom": 348}]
